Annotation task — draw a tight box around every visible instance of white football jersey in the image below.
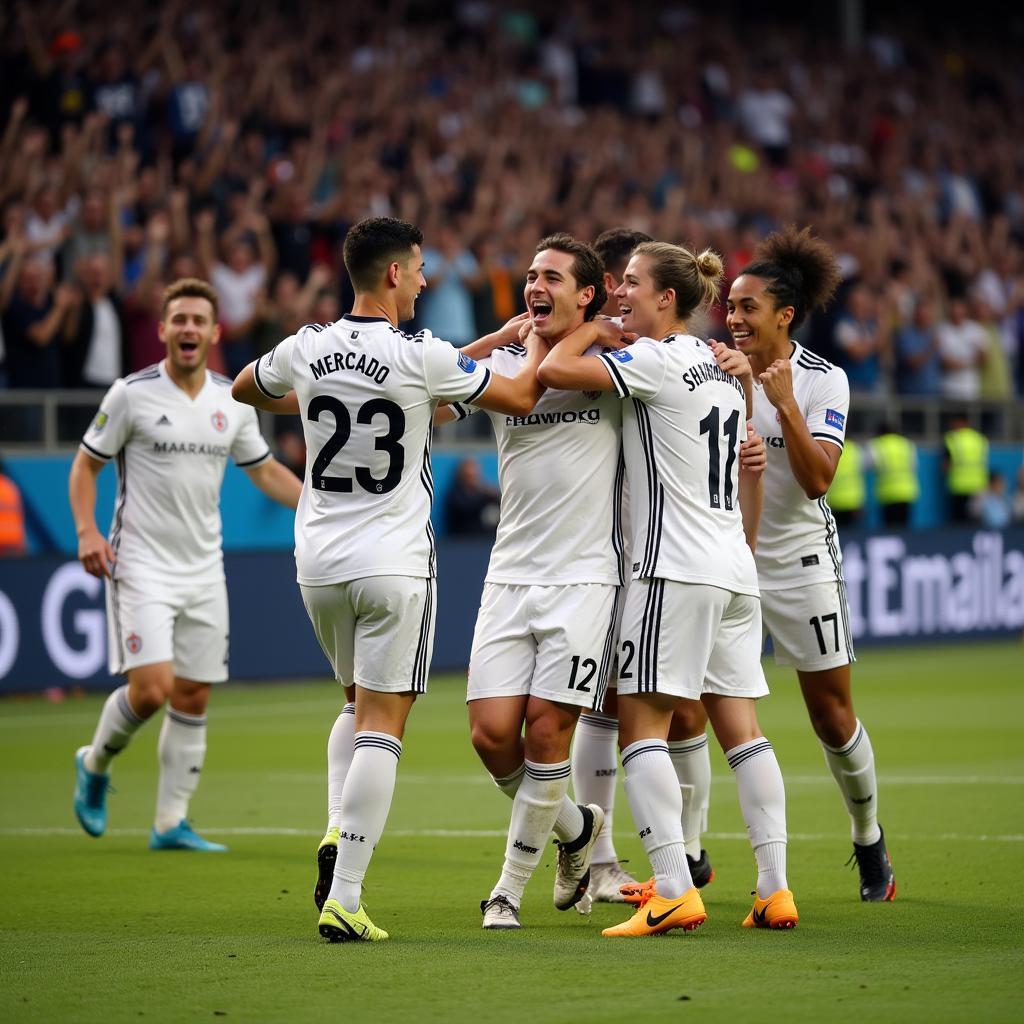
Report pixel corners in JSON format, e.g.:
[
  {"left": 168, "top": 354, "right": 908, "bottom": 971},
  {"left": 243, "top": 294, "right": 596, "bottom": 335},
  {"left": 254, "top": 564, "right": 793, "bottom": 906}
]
[
  {"left": 255, "top": 314, "right": 492, "bottom": 586},
  {"left": 599, "top": 334, "right": 759, "bottom": 597},
  {"left": 750, "top": 341, "right": 849, "bottom": 590},
  {"left": 451, "top": 343, "right": 625, "bottom": 586},
  {"left": 81, "top": 361, "right": 272, "bottom": 583}
]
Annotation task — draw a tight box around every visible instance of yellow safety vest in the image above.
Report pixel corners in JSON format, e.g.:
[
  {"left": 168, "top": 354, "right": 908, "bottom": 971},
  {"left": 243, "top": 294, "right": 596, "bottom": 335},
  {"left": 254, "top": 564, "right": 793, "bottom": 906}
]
[
  {"left": 828, "top": 441, "right": 865, "bottom": 512},
  {"left": 869, "top": 434, "right": 919, "bottom": 505},
  {"left": 944, "top": 428, "right": 988, "bottom": 495}
]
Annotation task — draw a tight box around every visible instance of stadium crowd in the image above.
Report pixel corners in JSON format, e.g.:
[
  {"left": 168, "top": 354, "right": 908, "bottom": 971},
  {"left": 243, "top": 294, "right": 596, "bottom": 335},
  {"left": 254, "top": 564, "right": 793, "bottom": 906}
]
[{"left": 1, "top": 0, "right": 1023, "bottom": 402}]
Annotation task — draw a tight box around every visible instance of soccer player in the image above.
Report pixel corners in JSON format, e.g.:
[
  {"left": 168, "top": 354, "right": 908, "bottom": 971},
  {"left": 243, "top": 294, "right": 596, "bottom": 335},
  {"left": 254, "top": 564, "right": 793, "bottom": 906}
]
[
  {"left": 70, "top": 278, "right": 302, "bottom": 853},
  {"left": 568, "top": 227, "right": 652, "bottom": 902},
  {"left": 436, "top": 234, "right": 627, "bottom": 930},
  {"left": 725, "top": 227, "right": 895, "bottom": 901},
  {"left": 232, "top": 216, "right": 549, "bottom": 942},
  {"left": 539, "top": 241, "right": 798, "bottom": 935}
]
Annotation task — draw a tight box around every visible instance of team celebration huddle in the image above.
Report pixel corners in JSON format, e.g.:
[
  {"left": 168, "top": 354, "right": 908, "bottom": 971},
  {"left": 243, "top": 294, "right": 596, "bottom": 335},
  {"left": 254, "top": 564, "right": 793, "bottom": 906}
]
[{"left": 70, "top": 214, "right": 896, "bottom": 945}]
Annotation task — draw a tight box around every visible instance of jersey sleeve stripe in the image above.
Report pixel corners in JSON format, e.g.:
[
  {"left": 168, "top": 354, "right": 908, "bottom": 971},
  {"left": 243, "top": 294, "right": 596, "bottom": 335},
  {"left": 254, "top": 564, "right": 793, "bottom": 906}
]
[
  {"left": 812, "top": 431, "right": 844, "bottom": 448},
  {"left": 449, "top": 402, "right": 469, "bottom": 421},
  {"left": 253, "top": 358, "right": 285, "bottom": 400},
  {"left": 81, "top": 440, "right": 114, "bottom": 461},
  {"left": 599, "top": 353, "right": 630, "bottom": 398},
  {"left": 235, "top": 449, "right": 272, "bottom": 468},
  {"left": 463, "top": 367, "right": 492, "bottom": 405}
]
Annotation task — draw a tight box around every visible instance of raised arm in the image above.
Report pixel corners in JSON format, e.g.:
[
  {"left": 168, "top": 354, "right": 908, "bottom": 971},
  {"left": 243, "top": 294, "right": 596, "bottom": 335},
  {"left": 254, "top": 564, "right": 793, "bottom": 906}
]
[
  {"left": 470, "top": 332, "right": 548, "bottom": 417},
  {"left": 231, "top": 362, "right": 300, "bottom": 413},
  {"left": 536, "top": 320, "right": 627, "bottom": 391},
  {"left": 737, "top": 423, "right": 765, "bottom": 552}
]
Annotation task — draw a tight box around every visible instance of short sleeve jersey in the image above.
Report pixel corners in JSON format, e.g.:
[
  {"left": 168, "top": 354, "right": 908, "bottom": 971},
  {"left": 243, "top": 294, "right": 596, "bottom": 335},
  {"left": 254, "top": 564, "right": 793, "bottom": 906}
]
[
  {"left": 750, "top": 341, "right": 850, "bottom": 590},
  {"left": 255, "top": 314, "right": 492, "bottom": 585},
  {"left": 80, "top": 362, "right": 272, "bottom": 584},
  {"left": 451, "top": 343, "right": 626, "bottom": 586},
  {"left": 599, "top": 335, "right": 758, "bottom": 597}
]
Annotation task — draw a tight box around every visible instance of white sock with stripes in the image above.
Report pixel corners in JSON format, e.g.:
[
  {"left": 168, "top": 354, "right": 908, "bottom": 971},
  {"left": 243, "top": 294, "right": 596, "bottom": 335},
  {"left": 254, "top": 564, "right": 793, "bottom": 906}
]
[
  {"left": 85, "top": 685, "right": 147, "bottom": 773},
  {"left": 327, "top": 703, "right": 356, "bottom": 829},
  {"left": 154, "top": 708, "right": 207, "bottom": 832},
  {"left": 621, "top": 739, "right": 693, "bottom": 900},
  {"left": 571, "top": 712, "right": 620, "bottom": 864},
  {"left": 822, "top": 720, "right": 881, "bottom": 846},
  {"left": 328, "top": 731, "right": 402, "bottom": 913},
  {"left": 492, "top": 763, "right": 583, "bottom": 843},
  {"left": 668, "top": 733, "right": 711, "bottom": 860},
  {"left": 726, "top": 737, "right": 789, "bottom": 898},
  {"left": 490, "top": 759, "right": 572, "bottom": 906}
]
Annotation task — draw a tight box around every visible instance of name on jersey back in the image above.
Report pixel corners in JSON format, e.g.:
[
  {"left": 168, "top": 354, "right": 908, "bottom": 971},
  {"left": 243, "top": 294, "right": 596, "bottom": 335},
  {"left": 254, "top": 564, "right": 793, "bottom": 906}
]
[
  {"left": 681, "top": 361, "right": 746, "bottom": 399},
  {"left": 310, "top": 351, "right": 391, "bottom": 384}
]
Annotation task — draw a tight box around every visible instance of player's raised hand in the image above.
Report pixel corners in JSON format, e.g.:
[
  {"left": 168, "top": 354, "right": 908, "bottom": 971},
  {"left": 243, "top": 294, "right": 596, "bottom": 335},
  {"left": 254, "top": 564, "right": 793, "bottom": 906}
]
[
  {"left": 739, "top": 422, "right": 766, "bottom": 475},
  {"left": 709, "top": 339, "right": 752, "bottom": 383},
  {"left": 759, "top": 358, "right": 795, "bottom": 409},
  {"left": 78, "top": 527, "right": 116, "bottom": 579},
  {"left": 490, "top": 311, "right": 528, "bottom": 344}
]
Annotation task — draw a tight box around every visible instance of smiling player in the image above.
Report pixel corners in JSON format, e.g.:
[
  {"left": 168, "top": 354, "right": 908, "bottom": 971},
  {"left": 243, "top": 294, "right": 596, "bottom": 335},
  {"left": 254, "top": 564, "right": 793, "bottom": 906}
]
[{"left": 70, "top": 277, "right": 301, "bottom": 853}]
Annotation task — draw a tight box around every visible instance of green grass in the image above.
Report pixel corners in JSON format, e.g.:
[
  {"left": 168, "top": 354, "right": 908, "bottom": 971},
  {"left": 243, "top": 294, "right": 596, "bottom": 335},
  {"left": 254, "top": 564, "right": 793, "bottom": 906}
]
[{"left": 1, "top": 642, "right": 1023, "bottom": 1023}]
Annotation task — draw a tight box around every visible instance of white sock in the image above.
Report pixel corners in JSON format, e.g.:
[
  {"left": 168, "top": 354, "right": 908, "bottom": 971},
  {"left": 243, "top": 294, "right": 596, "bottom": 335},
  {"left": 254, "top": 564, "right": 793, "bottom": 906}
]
[
  {"left": 726, "top": 737, "right": 789, "bottom": 898},
  {"left": 85, "top": 685, "right": 146, "bottom": 773},
  {"left": 327, "top": 703, "right": 356, "bottom": 829},
  {"left": 822, "top": 720, "right": 881, "bottom": 846},
  {"left": 492, "top": 762, "right": 583, "bottom": 844},
  {"left": 491, "top": 759, "right": 571, "bottom": 905},
  {"left": 572, "top": 712, "right": 620, "bottom": 864},
  {"left": 668, "top": 733, "right": 711, "bottom": 860},
  {"left": 154, "top": 708, "right": 206, "bottom": 833},
  {"left": 328, "top": 732, "right": 402, "bottom": 913},
  {"left": 621, "top": 740, "right": 693, "bottom": 900}
]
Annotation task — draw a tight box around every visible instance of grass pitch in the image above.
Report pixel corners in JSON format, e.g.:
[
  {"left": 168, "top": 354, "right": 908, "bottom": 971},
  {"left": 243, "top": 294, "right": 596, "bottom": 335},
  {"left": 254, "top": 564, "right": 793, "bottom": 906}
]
[{"left": 1, "top": 642, "right": 1022, "bottom": 1023}]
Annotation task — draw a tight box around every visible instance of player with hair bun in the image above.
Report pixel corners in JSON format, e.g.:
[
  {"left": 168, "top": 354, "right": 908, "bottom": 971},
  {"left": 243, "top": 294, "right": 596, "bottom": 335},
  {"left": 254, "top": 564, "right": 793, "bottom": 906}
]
[
  {"left": 539, "top": 240, "right": 798, "bottom": 936},
  {"left": 677, "top": 226, "right": 895, "bottom": 902}
]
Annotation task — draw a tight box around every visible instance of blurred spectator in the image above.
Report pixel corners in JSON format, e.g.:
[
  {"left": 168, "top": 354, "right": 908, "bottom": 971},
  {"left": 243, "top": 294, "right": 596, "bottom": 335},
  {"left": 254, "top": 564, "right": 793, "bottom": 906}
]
[
  {"left": 971, "top": 471, "right": 1012, "bottom": 530},
  {"left": 419, "top": 226, "right": 480, "bottom": 347},
  {"left": 894, "top": 301, "right": 941, "bottom": 396},
  {"left": 444, "top": 458, "right": 500, "bottom": 536},
  {"left": 827, "top": 440, "right": 865, "bottom": 529},
  {"left": 65, "top": 252, "right": 126, "bottom": 387},
  {"left": 1013, "top": 466, "right": 1024, "bottom": 523},
  {"left": 0, "top": 455, "right": 27, "bottom": 556},
  {"left": 867, "top": 423, "right": 919, "bottom": 527},
  {"left": 974, "top": 297, "right": 1013, "bottom": 401},
  {"left": 198, "top": 208, "right": 276, "bottom": 377},
  {"left": 833, "top": 284, "right": 887, "bottom": 394},
  {"left": 937, "top": 297, "right": 987, "bottom": 401},
  {"left": 943, "top": 414, "right": 989, "bottom": 524}
]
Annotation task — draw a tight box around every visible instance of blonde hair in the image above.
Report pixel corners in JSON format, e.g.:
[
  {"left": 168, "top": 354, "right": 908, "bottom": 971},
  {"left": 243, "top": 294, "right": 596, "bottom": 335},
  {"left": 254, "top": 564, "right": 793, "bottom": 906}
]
[{"left": 633, "top": 242, "right": 723, "bottom": 320}]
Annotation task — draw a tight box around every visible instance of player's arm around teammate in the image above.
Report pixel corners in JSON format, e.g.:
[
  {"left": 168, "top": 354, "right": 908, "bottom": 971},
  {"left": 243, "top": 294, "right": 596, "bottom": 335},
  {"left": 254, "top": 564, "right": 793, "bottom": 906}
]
[{"left": 539, "top": 242, "right": 798, "bottom": 935}]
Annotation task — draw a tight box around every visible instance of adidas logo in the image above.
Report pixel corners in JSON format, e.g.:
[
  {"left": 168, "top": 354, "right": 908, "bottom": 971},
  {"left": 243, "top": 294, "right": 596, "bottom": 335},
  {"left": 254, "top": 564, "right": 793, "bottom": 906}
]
[{"left": 157, "top": 415, "right": 172, "bottom": 426}]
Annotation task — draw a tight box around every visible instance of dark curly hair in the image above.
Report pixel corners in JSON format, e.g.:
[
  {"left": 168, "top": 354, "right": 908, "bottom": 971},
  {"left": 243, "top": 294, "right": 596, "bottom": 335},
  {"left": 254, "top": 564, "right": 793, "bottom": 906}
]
[{"left": 740, "top": 225, "right": 841, "bottom": 330}]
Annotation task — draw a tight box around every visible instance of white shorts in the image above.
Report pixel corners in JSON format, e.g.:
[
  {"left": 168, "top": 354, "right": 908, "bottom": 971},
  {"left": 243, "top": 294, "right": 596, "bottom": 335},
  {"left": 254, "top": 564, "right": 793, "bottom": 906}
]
[
  {"left": 300, "top": 576, "right": 435, "bottom": 693},
  {"left": 106, "top": 576, "right": 229, "bottom": 683},
  {"left": 617, "top": 579, "right": 769, "bottom": 700},
  {"left": 761, "top": 579, "right": 855, "bottom": 672},
  {"left": 467, "top": 583, "right": 619, "bottom": 711}
]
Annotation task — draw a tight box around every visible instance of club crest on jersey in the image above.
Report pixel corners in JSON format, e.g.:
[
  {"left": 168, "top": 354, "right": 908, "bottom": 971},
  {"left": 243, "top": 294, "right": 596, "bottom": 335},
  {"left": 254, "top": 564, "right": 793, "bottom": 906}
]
[
  {"left": 211, "top": 410, "right": 228, "bottom": 433},
  {"left": 92, "top": 411, "right": 108, "bottom": 433},
  {"left": 609, "top": 350, "right": 633, "bottom": 363},
  {"left": 126, "top": 633, "right": 142, "bottom": 655},
  {"left": 825, "top": 408, "right": 846, "bottom": 430},
  {"left": 457, "top": 352, "right": 477, "bottom": 373}
]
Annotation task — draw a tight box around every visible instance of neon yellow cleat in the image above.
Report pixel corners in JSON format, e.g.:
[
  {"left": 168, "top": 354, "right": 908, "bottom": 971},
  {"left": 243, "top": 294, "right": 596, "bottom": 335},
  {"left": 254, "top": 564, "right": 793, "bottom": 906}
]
[
  {"left": 314, "top": 828, "right": 339, "bottom": 911},
  {"left": 601, "top": 887, "right": 707, "bottom": 937},
  {"left": 742, "top": 888, "right": 799, "bottom": 929},
  {"left": 318, "top": 898, "right": 389, "bottom": 942}
]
